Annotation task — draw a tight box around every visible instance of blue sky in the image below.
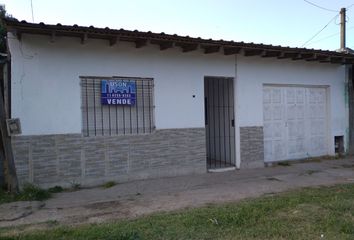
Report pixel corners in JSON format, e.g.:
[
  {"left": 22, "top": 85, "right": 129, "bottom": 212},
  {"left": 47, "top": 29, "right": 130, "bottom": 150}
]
[{"left": 2, "top": 0, "right": 354, "bottom": 50}]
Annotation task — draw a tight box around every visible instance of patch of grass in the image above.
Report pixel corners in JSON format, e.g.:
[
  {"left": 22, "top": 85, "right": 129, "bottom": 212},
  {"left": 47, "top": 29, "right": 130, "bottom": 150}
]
[
  {"left": 341, "top": 164, "right": 354, "bottom": 169},
  {"left": 299, "top": 169, "right": 322, "bottom": 176},
  {"left": 335, "top": 154, "right": 344, "bottom": 159},
  {"left": 69, "top": 181, "right": 81, "bottom": 191},
  {"left": 17, "top": 183, "right": 51, "bottom": 201},
  {"left": 0, "top": 189, "right": 16, "bottom": 204},
  {"left": 102, "top": 181, "right": 116, "bottom": 189},
  {"left": 2, "top": 184, "right": 354, "bottom": 240},
  {"left": 0, "top": 183, "right": 51, "bottom": 204},
  {"left": 48, "top": 186, "right": 64, "bottom": 193},
  {"left": 277, "top": 161, "right": 291, "bottom": 166},
  {"left": 266, "top": 177, "right": 281, "bottom": 181}
]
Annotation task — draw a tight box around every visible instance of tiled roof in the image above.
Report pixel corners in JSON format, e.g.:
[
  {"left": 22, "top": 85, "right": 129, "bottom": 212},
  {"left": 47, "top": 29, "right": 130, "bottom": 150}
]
[{"left": 4, "top": 18, "right": 354, "bottom": 64}]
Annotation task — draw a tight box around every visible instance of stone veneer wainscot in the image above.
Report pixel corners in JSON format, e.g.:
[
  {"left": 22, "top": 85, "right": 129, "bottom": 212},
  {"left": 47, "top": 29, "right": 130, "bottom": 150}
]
[{"left": 12, "top": 128, "right": 206, "bottom": 188}]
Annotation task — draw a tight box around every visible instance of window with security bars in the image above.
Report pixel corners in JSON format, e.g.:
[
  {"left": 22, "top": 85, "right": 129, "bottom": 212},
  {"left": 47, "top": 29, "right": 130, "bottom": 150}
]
[{"left": 80, "top": 76, "right": 155, "bottom": 136}]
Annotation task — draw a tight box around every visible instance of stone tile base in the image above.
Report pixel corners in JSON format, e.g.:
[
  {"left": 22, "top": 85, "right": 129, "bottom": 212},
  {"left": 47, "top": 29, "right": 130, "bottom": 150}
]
[
  {"left": 240, "top": 126, "right": 264, "bottom": 169},
  {"left": 12, "top": 128, "right": 206, "bottom": 188}
]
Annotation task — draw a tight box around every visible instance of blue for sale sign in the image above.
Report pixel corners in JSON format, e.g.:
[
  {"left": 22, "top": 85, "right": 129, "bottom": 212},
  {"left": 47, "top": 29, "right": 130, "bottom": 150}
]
[{"left": 101, "top": 80, "right": 136, "bottom": 105}]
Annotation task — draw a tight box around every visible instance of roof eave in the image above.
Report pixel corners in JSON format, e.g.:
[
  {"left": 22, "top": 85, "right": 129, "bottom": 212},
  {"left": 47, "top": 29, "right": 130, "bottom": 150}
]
[{"left": 5, "top": 18, "right": 354, "bottom": 65}]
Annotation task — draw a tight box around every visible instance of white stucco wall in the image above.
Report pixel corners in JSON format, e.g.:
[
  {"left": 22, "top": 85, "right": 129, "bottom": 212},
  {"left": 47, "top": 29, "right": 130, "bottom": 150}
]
[
  {"left": 8, "top": 33, "right": 235, "bottom": 135},
  {"left": 8, "top": 33, "right": 348, "bottom": 156}
]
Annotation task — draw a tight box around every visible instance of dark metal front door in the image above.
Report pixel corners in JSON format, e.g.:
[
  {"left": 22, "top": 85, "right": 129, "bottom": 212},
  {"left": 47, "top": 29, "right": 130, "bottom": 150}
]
[{"left": 204, "top": 77, "right": 236, "bottom": 169}]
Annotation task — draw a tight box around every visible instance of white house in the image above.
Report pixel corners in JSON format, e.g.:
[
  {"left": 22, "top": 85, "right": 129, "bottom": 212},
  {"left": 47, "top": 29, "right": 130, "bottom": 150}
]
[{"left": 4, "top": 18, "right": 354, "bottom": 187}]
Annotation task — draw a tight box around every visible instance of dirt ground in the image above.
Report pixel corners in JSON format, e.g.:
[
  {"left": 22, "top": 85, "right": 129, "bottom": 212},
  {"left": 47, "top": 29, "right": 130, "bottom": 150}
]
[{"left": 1, "top": 157, "right": 354, "bottom": 233}]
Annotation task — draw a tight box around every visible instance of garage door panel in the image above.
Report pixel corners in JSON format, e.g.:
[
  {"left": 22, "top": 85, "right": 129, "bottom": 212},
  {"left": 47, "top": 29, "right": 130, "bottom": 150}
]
[
  {"left": 263, "top": 105, "right": 272, "bottom": 121},
  {"left": 272, "top": 88, "right": 282, "bottom": 103},
  {"left": 272, "top": 105, "right": 283, "bottom": 120},
  {"left": 263, "top": 85, "right": 328, "bottom": 162},
  {"left": 264, "top": 140, "right": 272, "bottom": 161},
  {"left": 263, "top": 122, "right": 272, "bottom": 139},
  {"left": 288, "top": 120, "right": 305, "bottom": 139},
  {"left": 288, "top": 139, "right": 306, "bottom": 156},
  {"left": 273, "top": 122, "right": 284, "bottom": 139},
  {"left": 314, "top": 104, "right": 326, "bottom": 118},
  {"left": 286, "top": 88, "right": 296, "bottom": 104},
  {"left": 287, "top": 121, "right": 298, "bottom": 138},
  {"left": 296, "top": 121, "right": 305, "bottom": 137},
  {"left": 317, "top": 89, "right": 326, "bottom": 103},
  {"left": 308, "top": 89, "right": 317, "bottom": 103},
  {"left": 263, "top": 121, "right": 284, "bottom": 140},
  {"left": 309, "top": 104, "right": 326, "bottom": 119},
  {"left": 273, "top": 140, "right": 286, "bottom": 161},
  {"left": 287, "top": 105, "right": 297, "bottom": 120},
  {"left": 296, "top": 105, "right": 305, "bottom": 119},
  {"left": 263, "top": 88, "right": 272, "bottom": 103},
  {"left": 296, "top": 89, "right": 305, "bottom": 103}
]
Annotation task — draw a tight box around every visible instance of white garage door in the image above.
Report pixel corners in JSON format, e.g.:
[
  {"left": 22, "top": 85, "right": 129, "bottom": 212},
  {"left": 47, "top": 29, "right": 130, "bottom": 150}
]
[{"left": 263, "top": 85, "right": 328, "bottom": 162}]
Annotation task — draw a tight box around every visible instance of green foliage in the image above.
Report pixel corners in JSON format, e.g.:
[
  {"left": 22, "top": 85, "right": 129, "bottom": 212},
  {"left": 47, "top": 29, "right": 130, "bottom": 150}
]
[
  {"left": 3, "top": 184, "right": 354, "bottom": 240},
  {"left": 102, "top": 181, "right": 116, "bottom": 189},
  {"left": 17, "top": 183, "right": 51, "bottom": 201},
  {"left": 0, "top": 183, "right": 51, "bottom": 204},
  {"left": 70, "top": 181, "right": 81, "bottom": 191},
  {"left": 0, "top": 188, "right": 16, "bottom": 204},
  {"left": 277, "top": 161, "right": 291, "bottom": 166},
  {"left": 0, "top": 5, "right": 10, "bottom": 53},
  {"left": 48, "top": 186, "right": 64, "bottom": 193}
]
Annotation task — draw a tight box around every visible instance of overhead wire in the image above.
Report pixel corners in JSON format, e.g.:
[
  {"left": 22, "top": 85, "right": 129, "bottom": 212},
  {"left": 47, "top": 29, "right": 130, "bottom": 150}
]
[
  {"left": 303, "top": 0, "right": 338, "bottom": 12},
  {"left": 306, "top": 26, "right": 354, "bottom": 46},
  {"left": 301, "top": 14, "right": 339, "bottom": 47},
  {"left": 302, "top": 1, "right": 354, "bottom": 48},
  {"left": 307, "top": 31, "right": 340, "bottom": 45}
]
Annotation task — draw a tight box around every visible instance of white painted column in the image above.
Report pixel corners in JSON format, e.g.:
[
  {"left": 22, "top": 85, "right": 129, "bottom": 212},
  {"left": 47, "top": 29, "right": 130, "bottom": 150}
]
[{"left": 234, "top": 55, "right": 241, "bottom": 169}]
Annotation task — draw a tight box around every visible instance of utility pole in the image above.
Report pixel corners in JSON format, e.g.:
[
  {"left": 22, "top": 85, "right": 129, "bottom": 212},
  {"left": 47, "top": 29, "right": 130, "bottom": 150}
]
[{"left": 340, "top": 7, "right": 346, "bottom": 50}]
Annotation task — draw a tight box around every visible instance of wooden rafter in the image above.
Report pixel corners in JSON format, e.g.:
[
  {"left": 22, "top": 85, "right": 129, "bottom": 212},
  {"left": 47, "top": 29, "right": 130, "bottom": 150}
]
[
  {"left": 175, "top": 42, "right": 198, "bottom": 52},
  {"left": 202, "top": 45, "right": 220, "bottom": 54},
  {"left": 329, "top": 56, "right": 344, "bottom": 64},
  {"left": 261, "top": 50, "right": 281, "bottom": 58},
  {"left": 150, "top": 40, "right": 174, "bottom": 50},
  {"left": 109, "top": 36, "right": 119, "bottom": 46},
  {"left": 344, "top": 58, "right": 354, "bottom": 64},
  {"left": 159, "top": 41, "right": 173, "bottom": 50},
  {"left": 81, "top": 33, "right": 88, "bottom": 44},
  {"left": 50, "top": 31, "right": 56, "bottom": 43},
  {"left": 223, "top": 47, "right": 241, "bottom": 55},
  {"left": 305, "top": 54, "right": 330, "bottom": 62},
  {"left": 135, "top": 39, "right": 148, "bottom": 48},
  {"left": 292, "top": 53, "right": 314, "bottom": 60},
  {"left": 243, "top": 48, "right": 263, "bottom": 57},
  {"left": 277, "top": 52, "right": 298, "bottom": 59}
]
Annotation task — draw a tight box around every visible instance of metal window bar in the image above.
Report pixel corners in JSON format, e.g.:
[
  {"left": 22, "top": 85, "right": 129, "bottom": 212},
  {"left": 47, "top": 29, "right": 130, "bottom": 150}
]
[
  {"left": 135, "top": 79, "right": 139, "bottom": 134},
  {"left": 227, "top": 79, "right": 231, "bottom": 166},
  {"left": 80, "top": 77, "right": 155, "bottom": 137}
]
